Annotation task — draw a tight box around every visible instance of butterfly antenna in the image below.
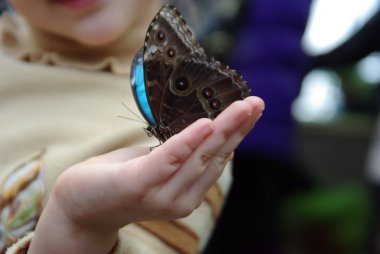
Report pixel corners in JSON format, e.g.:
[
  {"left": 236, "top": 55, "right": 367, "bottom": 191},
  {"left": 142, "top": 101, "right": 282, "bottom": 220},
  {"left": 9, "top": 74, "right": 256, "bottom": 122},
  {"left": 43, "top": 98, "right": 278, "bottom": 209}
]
[
  {"left": 117, "top": 115, "right": 147, "bottom": 125},
  {"left": 121, "top": 102, "right": 146, "bottom": 123}
]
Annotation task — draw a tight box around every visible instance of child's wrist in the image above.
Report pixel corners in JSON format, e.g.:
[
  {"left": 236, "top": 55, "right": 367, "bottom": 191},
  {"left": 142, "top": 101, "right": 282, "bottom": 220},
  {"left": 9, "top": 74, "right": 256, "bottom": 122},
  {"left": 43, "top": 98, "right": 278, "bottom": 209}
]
[{"left": 28, "top": 195, "right": 118, "bottom": 254}]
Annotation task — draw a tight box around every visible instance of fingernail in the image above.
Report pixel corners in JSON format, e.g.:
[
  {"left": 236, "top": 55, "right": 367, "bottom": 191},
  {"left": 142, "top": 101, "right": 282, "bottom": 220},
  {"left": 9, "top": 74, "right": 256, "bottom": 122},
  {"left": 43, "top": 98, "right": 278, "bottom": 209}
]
[{"left": 247, "top": 108, "right": 253, "bottom": 116}]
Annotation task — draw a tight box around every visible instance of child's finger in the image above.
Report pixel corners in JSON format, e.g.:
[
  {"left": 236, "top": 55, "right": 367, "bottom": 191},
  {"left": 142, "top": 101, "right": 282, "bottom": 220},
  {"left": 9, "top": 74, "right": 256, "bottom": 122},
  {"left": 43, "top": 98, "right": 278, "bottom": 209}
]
[
  {"left": 211, "top": 96, "right": 263, "bottom": 158},
  {"left": 122, "top": 118, "right": 214, "bottom": 189},
  {"left": 161, "top": 97, "right": 262, "bottom": 199},
  {"left": 186, "top": 96, "right": 264, "bottom": 201}
]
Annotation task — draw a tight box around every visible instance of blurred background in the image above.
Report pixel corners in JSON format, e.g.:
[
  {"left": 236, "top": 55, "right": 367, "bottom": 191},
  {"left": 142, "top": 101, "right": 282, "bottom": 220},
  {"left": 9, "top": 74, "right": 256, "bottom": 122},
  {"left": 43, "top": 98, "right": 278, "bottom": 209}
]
[
  {"left": 1, "top": 0, "right": 379, "bottom": 253},
  {"left": 169, "top": 0, "right": 380, "bottom": 253}
]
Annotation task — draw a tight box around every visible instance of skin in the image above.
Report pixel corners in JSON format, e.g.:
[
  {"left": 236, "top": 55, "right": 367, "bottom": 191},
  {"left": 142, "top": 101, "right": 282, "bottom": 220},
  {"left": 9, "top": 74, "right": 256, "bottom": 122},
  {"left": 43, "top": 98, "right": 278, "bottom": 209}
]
[
  {"left": 10, "top": 0, "right": 158, "bottom": 47},
  {"left": 8, "top": 0, "right": 265, "bottom": 253},
  {"left": 30, "top": 97, "right": 264, "bottom": 254}
]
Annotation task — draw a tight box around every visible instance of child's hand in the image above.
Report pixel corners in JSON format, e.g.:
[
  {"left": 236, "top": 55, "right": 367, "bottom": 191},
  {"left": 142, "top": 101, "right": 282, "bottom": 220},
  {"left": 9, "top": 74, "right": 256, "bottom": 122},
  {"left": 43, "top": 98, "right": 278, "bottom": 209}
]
[{"left": 28, "top": 96, "right": 264, "bottom": 254}]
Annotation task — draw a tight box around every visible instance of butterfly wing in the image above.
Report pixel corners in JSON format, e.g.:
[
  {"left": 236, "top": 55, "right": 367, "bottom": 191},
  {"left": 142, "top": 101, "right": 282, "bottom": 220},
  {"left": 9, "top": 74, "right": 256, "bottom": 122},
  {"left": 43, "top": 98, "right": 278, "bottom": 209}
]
[
  {"left": 132, "top": 4, "right": 250, "bottom": 141},
  {"left": 142, "top": 4, "right": 207, "bottom": 126},
  {"left": 143, "top": 4, "right": 206, "bottom": 60},
  {"left": 157, "top": 57, "right": 250, "bottom": 133}
]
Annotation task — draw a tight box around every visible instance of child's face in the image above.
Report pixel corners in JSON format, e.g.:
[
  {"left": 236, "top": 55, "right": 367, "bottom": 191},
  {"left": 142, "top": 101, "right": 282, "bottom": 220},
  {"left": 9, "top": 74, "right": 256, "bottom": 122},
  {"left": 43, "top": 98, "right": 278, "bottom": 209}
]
[{"left": 10, "top": 0, "right": 159, "bottom": 46}]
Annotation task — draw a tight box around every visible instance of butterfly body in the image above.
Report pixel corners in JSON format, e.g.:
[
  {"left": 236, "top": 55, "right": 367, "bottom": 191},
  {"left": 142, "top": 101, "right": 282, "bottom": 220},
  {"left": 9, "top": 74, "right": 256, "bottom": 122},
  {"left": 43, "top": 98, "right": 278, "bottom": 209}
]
[{"left": 131, "top": 4, "right": 250, "bottom": 143}]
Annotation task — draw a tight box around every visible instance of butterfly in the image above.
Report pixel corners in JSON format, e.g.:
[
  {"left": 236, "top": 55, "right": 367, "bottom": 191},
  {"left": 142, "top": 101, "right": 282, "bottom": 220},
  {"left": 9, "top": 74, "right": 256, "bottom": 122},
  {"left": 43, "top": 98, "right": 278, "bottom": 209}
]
[{"left": 130, "top": 4, "right": 250, "bottom": 143}]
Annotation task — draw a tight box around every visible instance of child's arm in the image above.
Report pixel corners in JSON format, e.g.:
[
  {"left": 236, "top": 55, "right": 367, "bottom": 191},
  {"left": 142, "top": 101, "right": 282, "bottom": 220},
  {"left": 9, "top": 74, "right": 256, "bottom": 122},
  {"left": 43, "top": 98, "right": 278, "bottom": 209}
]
[{"left": 27, "top": 96, "right": 264, "bottom": 254}]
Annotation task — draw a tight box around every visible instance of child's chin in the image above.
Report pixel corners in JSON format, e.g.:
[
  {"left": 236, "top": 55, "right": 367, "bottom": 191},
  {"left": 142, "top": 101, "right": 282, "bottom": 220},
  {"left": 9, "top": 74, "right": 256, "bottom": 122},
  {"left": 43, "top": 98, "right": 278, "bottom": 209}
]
[{"left": 73, "top": 21, "right": 124, "bottom": 47}]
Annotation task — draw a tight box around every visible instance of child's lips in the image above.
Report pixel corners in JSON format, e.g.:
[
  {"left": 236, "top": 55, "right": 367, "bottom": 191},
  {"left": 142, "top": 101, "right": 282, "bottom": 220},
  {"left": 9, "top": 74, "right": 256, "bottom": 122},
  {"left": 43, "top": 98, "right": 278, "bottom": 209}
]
[{"left": 54, "top": 0, "right": 100, "bottom": 11}]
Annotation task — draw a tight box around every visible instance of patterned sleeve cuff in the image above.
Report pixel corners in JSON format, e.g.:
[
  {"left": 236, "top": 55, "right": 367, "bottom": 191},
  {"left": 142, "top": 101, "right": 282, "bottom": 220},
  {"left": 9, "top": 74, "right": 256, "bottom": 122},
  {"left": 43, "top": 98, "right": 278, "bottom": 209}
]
[
  {"left": 5, "top": 232, "right": 121, "bottom": 254},
  {"left": 5, "top": 232, "right": 33, "bottom": 254}
]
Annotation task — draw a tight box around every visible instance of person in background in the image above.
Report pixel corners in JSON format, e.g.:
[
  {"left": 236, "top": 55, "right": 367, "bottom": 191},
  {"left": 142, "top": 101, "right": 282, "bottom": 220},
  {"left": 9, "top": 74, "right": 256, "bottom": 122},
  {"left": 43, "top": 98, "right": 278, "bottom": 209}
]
[
  {"left": 205, "top": 0, "right": 314, "bottom": 253},
  {"left": 0, "top": 0, "right": 264, "bottom": 253}
]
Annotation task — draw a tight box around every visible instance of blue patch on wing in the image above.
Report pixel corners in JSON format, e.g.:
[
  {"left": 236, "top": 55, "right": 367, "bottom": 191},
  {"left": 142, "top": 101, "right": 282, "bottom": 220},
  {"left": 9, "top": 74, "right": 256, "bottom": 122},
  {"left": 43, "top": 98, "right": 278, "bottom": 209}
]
[{"left": 131, "top": 49, "right": 157, "bottom": 126}]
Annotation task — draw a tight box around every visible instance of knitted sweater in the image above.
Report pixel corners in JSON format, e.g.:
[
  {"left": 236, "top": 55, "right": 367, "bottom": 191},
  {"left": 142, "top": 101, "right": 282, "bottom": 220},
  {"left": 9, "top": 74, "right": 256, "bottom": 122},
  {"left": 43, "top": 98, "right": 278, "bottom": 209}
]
[{"left": 0, "top": 13, "right": 231, "bottom": 254}]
